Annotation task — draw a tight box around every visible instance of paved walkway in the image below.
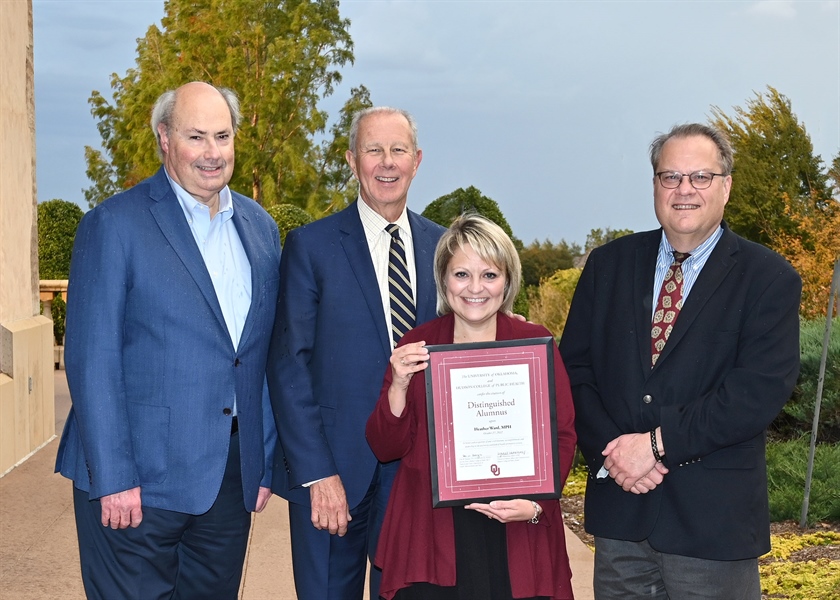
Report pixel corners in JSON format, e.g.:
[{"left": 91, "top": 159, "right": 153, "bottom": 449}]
[{"left": 0, "top": 371, "right": 593, "bottom": 599}]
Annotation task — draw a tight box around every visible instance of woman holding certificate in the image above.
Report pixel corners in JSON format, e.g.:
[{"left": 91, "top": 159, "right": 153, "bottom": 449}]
[{"left": 366, "top": 214, "right": 577, "bottom": 600}]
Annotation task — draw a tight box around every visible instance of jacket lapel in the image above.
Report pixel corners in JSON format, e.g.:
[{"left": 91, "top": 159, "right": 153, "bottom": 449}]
[
  {"left": 635, "top": 231, "right": 660, "bottom": 375},
  {"left": 339, "top": 204, "right": 392, "bottom": 356},
  {"left": 408, "top": 210, "right": 439, "bottom": 324},
  {"left": 230, "top": 196, "right": 263, "bottom": 351},
  {"left": 656, "top": 226, "right": 737, "bottom": 366},
  {"left": 148, "top": 168, "right": 229, "bottom": 344}
]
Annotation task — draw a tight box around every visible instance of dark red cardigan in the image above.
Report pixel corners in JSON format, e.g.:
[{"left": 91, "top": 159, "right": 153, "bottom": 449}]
[{"left": 366, "top": 312, "right": 577, "bottom": 599}]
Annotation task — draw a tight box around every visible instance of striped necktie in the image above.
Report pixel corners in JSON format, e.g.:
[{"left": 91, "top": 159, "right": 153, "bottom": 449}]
[
  {"left": 651, "top": 251, "right": 690, "bottom": 367},
  {"left": 386, "top": 224, "right": 415, "bottom": 346}
]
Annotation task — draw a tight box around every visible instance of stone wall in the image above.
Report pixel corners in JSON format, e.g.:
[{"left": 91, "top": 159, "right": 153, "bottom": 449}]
[{"left": 1, "top": 0, "right": 56, "bottom": 476}]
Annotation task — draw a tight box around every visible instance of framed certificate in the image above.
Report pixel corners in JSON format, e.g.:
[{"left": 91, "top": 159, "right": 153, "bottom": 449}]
[{"left": 424, "top": 337, "right": 560, "bottom": 507}]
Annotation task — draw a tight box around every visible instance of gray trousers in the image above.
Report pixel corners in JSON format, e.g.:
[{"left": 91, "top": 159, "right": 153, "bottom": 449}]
[{"left": 593, "top": 537, "right": 760, "bottom": 600}]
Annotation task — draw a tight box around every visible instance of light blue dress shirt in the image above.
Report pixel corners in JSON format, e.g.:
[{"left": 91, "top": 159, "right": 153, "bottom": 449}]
[
  {"left": 166, "top": 172, "right": 252, "bottom": 413},
  {"left": 652, "top": 226, "right": 723, "bottom": 320}
]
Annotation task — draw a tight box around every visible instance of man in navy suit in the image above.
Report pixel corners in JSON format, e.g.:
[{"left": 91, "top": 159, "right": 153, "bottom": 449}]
[
  {"left": 267, "top": 107, "right": 446, "bottom": 599},
  {"left": 55, "top": 82, "right": 280, "bottom": 599},
  {"left": 559, "top": 123, "right": 801, "bottom": 599}
]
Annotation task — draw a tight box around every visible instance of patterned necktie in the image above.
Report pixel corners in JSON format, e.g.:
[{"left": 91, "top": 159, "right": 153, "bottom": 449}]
[
  {"left": 651, "top": 251, "right": 690, "bottom": 367},
  {"left": 386, "top": 224, "right": 415, "bottom": 346}
]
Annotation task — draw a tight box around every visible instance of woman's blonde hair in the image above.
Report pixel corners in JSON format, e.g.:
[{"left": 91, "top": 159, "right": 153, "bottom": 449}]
[{"left": 433, "top": 213, "right": 521, "bottom": 315}]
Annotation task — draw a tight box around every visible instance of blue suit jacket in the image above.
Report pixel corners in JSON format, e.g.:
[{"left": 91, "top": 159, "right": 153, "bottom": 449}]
[
  {"left": 55, "top": 167, "right": 280, "bottom": 514},
  {"left": 267, "top": 203, "right": 445, "bottom": 508}
]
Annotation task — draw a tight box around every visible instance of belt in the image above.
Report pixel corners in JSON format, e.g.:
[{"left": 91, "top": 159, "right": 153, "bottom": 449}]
[{"left": 230, "top": 416, "right": 239, "bottom": 436}]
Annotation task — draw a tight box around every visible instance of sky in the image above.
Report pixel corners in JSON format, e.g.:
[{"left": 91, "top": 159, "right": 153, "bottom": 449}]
[{"left": 33, "top": 0, "right": 839, "bottom": 247}]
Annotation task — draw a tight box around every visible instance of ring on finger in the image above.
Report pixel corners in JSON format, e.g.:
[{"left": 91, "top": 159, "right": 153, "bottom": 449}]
[{"left": 400, "top": 358, "right": 406, "bottom": 365}]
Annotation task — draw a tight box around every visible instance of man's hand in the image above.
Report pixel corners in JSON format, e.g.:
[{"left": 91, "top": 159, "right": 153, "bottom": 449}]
[
  {"left": 254, "top": 486, "right": 272, "bottom": 513},
  {"left": 602, "top": 433, "right": 663, "bottom": 491},
  {"left": 629, "top": 462, "right": 669, "bottom": 494},
  {"left": 100, "top": 487, "right": 143, "bottom": 529},
  {"left": 310, "top": 475, "right": 351, "bottom": 536}
]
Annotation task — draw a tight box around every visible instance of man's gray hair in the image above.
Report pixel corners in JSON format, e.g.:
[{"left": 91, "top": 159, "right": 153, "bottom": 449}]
[
  {"left": 150, "top": 85, "right": 242, "bottom": 160},
  {"left": 649, "top": 123, "right": 734, "bottom": 176},
  {"left": 347, "top": 106, "right": 418, "bottom": 154}
]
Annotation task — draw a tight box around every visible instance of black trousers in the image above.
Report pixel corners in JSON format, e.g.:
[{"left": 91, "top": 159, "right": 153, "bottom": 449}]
[{"left": 73, "top": 432, "right": 251, "bottom": 600}]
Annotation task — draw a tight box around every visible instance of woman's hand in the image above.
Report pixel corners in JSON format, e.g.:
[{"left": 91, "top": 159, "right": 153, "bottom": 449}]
[
  {"left": 387, "top": 342, "right": 429, "bottom": 417},
  {"left": 389, "top": 341, "right": 429, "bottom": 390},
  {"left": 464, "top": 499, "right": 541, "bottom": 523}
]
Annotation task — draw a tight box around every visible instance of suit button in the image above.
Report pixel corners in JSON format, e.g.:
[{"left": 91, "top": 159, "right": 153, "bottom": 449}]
[
  {"left": 642, "top": 394, "right": 653, "bottom": 404},
  {"left": 234, "top": 358, "right": 241, "bottom": 366},
  {"left": 223, "top": 408, "right": 232, "bottom": 416}
]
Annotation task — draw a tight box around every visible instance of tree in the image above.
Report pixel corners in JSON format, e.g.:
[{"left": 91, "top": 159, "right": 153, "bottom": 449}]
[
  {"left": 519, "top": 239, "right": 581, "bottom": 288},
  {"left": 306, "top": 85, "right": 371, "bottom": 217},
  {"left": 584, "top": 227, "right": 633, "bottom": 253},
  {"left": 422, "top": 186, "right": 527, "bottom": 315},
  {"left": 527, "top": 269, "right": 582, "bottom": 339},
  {"left": 84, "top": 0, "right": 357, "bottom": 212},
  {"left": 771, "top": 192, "right": 840, "bottom": 319},
  {"left": 710, "top": 87, "right": 833, "bottom": 247},
  {"left": 38, "top": 199, "right": 84, "bottom": 279},
  {"left": 266, "top": 203, "right": 314, "bottom": 244},
  {"left": 421, "top": 186, "right": 518, "bottom": 244},
  {"left": 829, "top": 153, "right": 840, "bottom": 200}
]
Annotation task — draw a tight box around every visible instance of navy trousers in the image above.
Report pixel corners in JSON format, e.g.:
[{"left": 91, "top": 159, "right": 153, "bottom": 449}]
[
  {"left": 288, "top": 460, "right": 398, "bottom": 600},
  {"left": 73, "top": 432, "right": 251, "bottom": 600}
]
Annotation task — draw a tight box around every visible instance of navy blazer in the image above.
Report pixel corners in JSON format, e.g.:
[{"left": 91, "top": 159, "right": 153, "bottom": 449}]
[
  {"left": 55, "top": 167, "right": 281, "bottom": 514},
  {"left": 559, "top": 224, "right": 801, "bottom": 560},
  {"left": 267, "top": 203, "right": 445, "bottom": 508}
]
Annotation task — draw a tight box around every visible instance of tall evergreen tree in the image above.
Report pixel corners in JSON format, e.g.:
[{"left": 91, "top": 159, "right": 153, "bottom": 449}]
[
  {"left": 710, "top": 86, "right": 832, "bottom": 247},
  {"left": 84, "top": 0, "right": 357, "bottom": 211}
]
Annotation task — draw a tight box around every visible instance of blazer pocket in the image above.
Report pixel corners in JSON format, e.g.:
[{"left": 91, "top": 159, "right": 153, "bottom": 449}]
[
  {"left": 702, "top": 445, "right": 756, "bottom": 470},
  {"left": 126, "top": 402, "right": 170, "bottom": 484}
]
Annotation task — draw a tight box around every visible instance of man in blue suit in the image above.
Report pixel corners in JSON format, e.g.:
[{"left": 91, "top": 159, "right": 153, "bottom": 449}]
[
  {"left": 55, "top": 82, "right": 280, "bottom": 599},
  {"left": 267, "top": 107, "right": 446, "bottom": 599}
]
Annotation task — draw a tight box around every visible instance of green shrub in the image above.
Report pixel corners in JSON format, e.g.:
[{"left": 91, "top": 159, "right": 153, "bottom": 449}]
[
  {"left": 773, "top": 318, "right": 840, "bottom": 442},
  {"left": 38, "top": 199, "right": 84, "bottom": 279},
  {"left": 266, "top": 204, "right": 314, "bottom": 245},
  {"left": 527, "top": 268, "right": 582, "bottom": 339},
  {"left": 51, "top": 293, "right": 67, "bottom": 345},
  {"left": 766, "top": 438, "right": 840, "bottom": 524}
]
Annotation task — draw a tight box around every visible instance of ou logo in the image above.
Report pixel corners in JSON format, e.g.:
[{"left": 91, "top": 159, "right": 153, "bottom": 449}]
[{"left": 490, "top": 464, "right": 501, "bottom": 477}]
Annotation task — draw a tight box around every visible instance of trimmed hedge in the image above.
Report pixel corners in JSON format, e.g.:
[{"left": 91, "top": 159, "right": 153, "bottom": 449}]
[
  {"left": 266, "top": 204, "right": 314, "bottom": 245},
  {"left": 38, "top": 199, "right": 84, "bottom": 279}
]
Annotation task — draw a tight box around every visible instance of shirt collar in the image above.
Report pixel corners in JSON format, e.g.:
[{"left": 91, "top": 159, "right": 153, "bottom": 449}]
[
  {"left": 164, "top": 168, "right": 234, "bottom": 222},
  {"left": 659, "top": 225, "right": 723, "bottom": 266},
  {"left": 356, "top": 197, "right": 411, "bottom": 239}
]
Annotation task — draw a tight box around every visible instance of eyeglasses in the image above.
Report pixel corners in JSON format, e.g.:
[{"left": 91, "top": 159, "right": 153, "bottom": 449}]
[{"left": 655, "top": 171, "right": 727, "bottom": 190}]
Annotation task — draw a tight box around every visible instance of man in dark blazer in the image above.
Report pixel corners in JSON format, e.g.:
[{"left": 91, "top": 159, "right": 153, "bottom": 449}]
[
  {"left": 55, "top": 82, "right": 280, "bottom": 599},
  {"left": 267, "top": 107, "right": 445, "bottom": 599},
  {"left": 559, "top": 123, "right": 801, "bottom": 599}
]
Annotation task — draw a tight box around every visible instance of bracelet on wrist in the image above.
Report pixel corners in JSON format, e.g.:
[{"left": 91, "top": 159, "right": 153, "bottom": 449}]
[
  {"left": 650, "top": 429, "right": 663, "bottom": 463},
  {"left": 528, "top": 500, "right": 541, "bottom": 524}
]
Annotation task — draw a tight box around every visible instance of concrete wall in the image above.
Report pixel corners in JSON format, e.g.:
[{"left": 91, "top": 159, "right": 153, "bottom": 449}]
[{"left": 1, "top": 0, "right": 56, "bottom": 476}]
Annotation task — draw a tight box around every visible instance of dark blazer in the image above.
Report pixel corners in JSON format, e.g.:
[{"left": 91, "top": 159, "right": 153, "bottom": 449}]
[
  {"left": 267, "top": 202, "right": 445, "bottom": 508},
  {"left": 559, "top": 223, "right": 801, "bottom": 560},
  {"left": 55, "top": 167, "right": 280, "bottom": 514}
]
